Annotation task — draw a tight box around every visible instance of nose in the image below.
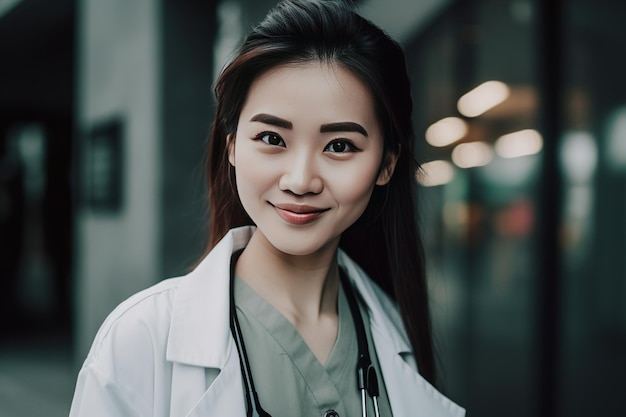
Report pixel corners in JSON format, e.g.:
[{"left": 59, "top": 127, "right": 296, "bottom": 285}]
[{"left": 278, "top": 151, "right": 323, "bottom": 195}]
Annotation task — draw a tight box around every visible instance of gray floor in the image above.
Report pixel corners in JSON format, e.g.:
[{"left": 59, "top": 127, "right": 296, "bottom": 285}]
[{"left": 0, "top": 333, "right": 76, "bottom": 417}]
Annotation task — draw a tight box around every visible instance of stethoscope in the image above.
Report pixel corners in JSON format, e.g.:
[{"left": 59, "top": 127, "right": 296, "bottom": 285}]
[{"left": 229, "top": 250, "right": 383, "bottom": 417}]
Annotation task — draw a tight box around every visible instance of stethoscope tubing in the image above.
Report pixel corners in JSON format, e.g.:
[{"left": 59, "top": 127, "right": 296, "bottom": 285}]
[
  {"left": 229, "top": 251, "right": 271, "bottom": 417},
  {"left": 339, "top": 269, "right": 382, "bottom": 417}
]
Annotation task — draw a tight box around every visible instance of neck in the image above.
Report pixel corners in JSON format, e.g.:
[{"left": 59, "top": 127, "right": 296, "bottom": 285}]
[{"left": 235, "top": 229, "right": 340, "bottom": 322}]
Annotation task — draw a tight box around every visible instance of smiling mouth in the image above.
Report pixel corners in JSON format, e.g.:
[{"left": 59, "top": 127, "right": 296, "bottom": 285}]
[{"left": 272, "top": 203, "right": 329, "bottom": 225}]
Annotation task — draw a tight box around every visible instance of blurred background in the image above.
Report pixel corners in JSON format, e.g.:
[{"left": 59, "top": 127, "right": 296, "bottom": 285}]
[{"left": 0, "top": 0, "right": 624, "bottom": 416}]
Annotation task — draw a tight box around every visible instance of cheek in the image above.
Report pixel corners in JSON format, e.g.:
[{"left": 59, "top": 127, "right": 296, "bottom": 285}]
[
  {"left": 234, "top": 144, "right": 260, "bottom": 193},
  {"left": 233, "top": 139, "right": 279, "bottom": 209},
  {"left": 342, "top": 180, "right": 377, "bottom": 211},
  {"left": 330, "top": 159, "right": 381, "bottom": 209}
]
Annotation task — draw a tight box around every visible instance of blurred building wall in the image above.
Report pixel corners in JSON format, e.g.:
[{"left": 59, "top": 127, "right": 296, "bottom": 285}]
[
  {"left": 74, "top": 0, "right": 161, "bottom": 360},
  {"left": 73, "top": 0, "right": 219, "bottom": 364}
]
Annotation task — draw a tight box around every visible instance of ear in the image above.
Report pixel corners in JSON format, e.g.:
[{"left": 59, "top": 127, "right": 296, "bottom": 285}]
[
  {"left": 227, "top": 134, "right": 236, "bottom": 167},
  {"left": 376, "top": 147, "right": 399, "bottom": 186}
]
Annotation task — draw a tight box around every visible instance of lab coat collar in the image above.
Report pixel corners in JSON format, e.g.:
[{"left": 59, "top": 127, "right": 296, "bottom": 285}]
[
  {"left": 337, "top": 250, "right": 413, "bottom": 356},
  {"left": 166, "top": 226, "right": 411, "bottom": 367},
  {"left": 166, "top": 226, "right": 254, "bottom": 368}
]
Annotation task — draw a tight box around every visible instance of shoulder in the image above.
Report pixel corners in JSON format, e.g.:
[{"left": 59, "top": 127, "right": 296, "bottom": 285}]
[
  {"left": 82, "top": 277, "right": 181, "bottom": 375},
  {"left": 71, "top": 278, "right": 186, "bottom": 416},
  {"left": 92, "top": 277, "right": 180, "bottom": 345}
]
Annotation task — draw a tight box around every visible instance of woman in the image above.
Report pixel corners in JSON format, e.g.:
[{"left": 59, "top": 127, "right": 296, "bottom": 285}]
[{"left": 70, "top": 1, "right": 464, "bottom": 416}]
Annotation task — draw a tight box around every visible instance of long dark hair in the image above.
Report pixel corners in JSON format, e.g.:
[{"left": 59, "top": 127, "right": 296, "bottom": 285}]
[{"left": 205, "top": 0, "right": 435, "bottom": 385}]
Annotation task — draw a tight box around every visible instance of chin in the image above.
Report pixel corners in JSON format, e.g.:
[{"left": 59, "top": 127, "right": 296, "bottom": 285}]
[
  {"left": 265, "top": 233, "right": 340, "bottom": 258},
  {"left": 272, "top": 242, "right": 328, "bottom": 257}
]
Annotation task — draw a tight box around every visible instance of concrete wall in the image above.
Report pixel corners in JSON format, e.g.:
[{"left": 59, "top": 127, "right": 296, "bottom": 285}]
[{"left": 74, "top": 0, "right": 161, "bottom": 360}]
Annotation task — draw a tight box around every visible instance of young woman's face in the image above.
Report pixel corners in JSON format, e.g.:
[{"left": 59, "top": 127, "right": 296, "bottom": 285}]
[{"left": 230, "top": 62, "right": 395, "bottom": 257}]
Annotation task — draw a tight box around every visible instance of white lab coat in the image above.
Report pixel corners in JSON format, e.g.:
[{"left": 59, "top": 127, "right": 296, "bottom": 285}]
[{"left": 70, "top": 226, "right": 465, "bottom": 417}]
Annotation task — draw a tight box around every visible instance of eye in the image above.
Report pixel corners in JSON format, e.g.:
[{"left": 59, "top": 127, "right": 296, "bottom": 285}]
[
  {"left": 255, "top": 132, "right": 285, "bottom": 147},
  {"left": 324, "top": 139, "right": 358, "bottom": 154}
]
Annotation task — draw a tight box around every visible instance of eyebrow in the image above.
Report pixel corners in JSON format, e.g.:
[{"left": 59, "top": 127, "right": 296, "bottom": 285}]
[
  {"left": 320, "top": 122, "right": 368, "bottom": 137},
  {"left": 250, "top": 113, "right": 292, "bottom": 129},
  {"left": 250, "top": 113, "right": 368, "bottom": 137}
]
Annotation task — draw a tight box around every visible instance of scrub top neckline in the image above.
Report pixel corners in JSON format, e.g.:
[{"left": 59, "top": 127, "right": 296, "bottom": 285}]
[{"left": 234, "top": 275, "right": 357, "bottom": 412}]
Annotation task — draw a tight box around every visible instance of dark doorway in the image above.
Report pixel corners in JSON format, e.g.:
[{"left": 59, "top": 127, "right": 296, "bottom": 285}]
[{"left": 0, "top": 0, "right": 75, "bottom": 340}]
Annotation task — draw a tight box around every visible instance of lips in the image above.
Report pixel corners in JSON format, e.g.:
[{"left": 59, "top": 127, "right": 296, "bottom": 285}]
[{"left": 272, "top": 203, "right": 329, "bottom": 225}]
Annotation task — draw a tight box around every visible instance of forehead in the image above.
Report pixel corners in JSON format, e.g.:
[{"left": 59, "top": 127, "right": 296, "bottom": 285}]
[{"left": 239, "top": 61, "right": 379, "bottom": 128}]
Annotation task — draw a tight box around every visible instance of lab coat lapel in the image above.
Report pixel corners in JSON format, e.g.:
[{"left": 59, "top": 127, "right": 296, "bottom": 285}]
[
  {"left": 177, "top": 343, "right": 247, "bottom": 417},
  {"left": 166, "top": 227, "right": 255, "bottom": 416},
  {"left": 373, "top": 328, "right": 465, "bottom": 417},
  {"left": 338, "top": 250, "right": 465, "bottom": 417},
  {"left": 166, "top": 226, "right": 255, "bottom": 368}
]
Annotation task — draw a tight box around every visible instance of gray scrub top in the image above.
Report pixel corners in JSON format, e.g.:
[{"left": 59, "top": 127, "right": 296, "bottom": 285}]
[{"left": 235, "top": 276, "right": 393, "bottom": 417}]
